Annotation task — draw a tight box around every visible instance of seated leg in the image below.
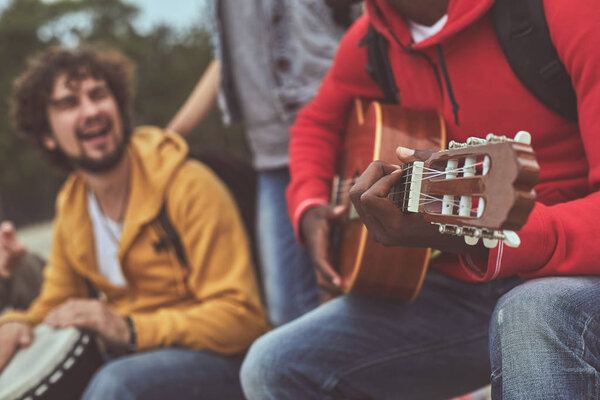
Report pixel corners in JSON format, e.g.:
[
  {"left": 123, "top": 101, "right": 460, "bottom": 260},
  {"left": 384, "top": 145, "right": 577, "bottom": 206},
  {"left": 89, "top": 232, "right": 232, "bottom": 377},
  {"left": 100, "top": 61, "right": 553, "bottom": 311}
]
[
  {"left": 82, "top": 348, "right": 245, "bottom": 400},
  {"left": 490, "top": 276, "right": 600, "bottom": 400},
  {"left": 242, "top": 270, "right": 521, "bottom": 400}
]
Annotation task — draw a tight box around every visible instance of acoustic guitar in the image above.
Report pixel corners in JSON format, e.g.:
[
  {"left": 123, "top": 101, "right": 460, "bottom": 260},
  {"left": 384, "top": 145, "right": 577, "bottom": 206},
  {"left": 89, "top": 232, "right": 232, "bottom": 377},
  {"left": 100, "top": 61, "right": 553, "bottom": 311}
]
[{"left": 331, "top": 99, "right": 539, "bottom": 300}]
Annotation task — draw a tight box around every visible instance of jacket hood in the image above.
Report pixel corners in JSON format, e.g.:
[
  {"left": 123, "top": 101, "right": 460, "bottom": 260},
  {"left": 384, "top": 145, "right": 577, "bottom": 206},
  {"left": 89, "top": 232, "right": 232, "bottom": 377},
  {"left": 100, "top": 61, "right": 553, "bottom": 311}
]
[
  {"left": 365, "top": 0, "right": 494, "bottom": 49},
  {"left": 112, "top": 125, "right": 189, "bottom": 231}
]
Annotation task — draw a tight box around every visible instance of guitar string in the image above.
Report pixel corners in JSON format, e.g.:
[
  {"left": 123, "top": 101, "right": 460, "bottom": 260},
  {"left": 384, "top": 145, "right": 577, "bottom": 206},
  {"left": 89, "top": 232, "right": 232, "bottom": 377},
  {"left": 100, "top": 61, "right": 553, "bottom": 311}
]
[
  {"left": 333, "top": 162, "right": 485, "bottom": 208},
  {"left": 333, "top": 161, "right": 484, "bottom": 189}
]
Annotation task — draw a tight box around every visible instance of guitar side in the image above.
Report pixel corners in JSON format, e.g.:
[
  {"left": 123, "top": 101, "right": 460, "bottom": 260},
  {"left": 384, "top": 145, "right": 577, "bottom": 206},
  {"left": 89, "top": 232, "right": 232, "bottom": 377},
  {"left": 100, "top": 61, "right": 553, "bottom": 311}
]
[{"left": 334, "top": 99, "right": 445, "bottom": 300}]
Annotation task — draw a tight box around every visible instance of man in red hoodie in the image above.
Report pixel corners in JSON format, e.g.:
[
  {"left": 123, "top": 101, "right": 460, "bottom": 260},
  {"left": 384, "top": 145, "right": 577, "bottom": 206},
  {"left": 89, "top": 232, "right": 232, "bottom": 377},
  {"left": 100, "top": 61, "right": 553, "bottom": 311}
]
[{"left": 241, "top": 0, "right": 600, "bottom": 399}]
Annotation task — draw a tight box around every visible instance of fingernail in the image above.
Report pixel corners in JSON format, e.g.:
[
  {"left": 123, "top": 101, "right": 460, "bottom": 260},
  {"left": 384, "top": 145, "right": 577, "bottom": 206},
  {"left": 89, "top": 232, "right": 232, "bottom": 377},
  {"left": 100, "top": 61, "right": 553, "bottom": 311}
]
[
  {"left": 332, "top": 277, "right": 341, "bottom": 286},
  {"left": 333, "top": 205, "right": 345, "bottom": 213},
  {"left": 398, "top": 147, "right": 415, "bottom": 157}
]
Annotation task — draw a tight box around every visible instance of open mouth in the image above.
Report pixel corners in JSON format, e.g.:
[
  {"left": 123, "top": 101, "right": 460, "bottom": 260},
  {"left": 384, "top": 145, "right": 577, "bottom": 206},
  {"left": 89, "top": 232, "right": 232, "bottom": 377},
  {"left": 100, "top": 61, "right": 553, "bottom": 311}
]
[{"left": 76, "top": 118, "right": 113, "bottom": 143}]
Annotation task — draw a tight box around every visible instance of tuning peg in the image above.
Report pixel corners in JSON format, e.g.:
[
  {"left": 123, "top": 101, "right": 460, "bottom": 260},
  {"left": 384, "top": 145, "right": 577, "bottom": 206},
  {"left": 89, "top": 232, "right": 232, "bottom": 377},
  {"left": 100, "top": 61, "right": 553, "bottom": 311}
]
[
  {"left": 502, "top": 230, "right": 521, "bottom": 247},
  {"left": 483, "top": 238, "right": 499, "bottom": 248},
  {"left": 466, "top": 137, "right": 487, "bottom": 146},
  {"left": 514, "top": 131, "right": 531, "bottom": 145},
  {"left": 464, "top": 236, "right": 479, "bottom": 246}
]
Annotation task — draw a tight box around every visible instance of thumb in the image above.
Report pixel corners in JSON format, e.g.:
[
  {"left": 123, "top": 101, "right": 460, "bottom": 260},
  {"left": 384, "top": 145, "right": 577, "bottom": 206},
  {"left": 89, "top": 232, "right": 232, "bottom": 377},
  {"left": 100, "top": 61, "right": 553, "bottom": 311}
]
[
  {"left": 396, "top": 147, "right": 436, "bottom": 164},
  {"left": 0, "top": 221, "right": 14, "bottom": 238},
  {"left": 327, "top": 204, "right": 347, "bottom": 219},
  {"left": 18, "top": 330, "right": 32, "bottom": 347}
]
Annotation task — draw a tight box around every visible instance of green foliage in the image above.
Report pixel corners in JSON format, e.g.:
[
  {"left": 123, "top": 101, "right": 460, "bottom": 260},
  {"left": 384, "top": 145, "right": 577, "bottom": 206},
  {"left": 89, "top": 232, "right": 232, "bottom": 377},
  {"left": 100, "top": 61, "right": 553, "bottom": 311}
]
[{"left": 0, "top": 0, "right": 247, "bottom": 226}]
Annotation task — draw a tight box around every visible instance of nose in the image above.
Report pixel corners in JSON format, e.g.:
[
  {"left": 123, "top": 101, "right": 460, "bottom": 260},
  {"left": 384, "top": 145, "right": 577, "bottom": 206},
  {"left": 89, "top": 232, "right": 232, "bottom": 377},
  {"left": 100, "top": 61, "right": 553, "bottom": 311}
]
[{"left": 80, "top": 95, "right": 102, "bottom": 119}]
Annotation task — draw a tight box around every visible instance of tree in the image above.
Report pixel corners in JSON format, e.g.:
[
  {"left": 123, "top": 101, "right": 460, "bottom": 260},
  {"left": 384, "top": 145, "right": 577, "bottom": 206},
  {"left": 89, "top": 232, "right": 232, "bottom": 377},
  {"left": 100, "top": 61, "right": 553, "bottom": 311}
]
[{"left": 0, "top": 0, "right": 246, "bottom": 226}]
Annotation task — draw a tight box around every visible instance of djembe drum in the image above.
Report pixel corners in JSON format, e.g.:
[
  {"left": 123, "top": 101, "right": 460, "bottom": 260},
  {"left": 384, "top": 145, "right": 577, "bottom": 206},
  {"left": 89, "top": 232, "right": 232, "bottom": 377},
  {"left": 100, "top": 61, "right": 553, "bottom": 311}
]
[{"left": 0, "top": 325, "right": 103, "bottom": 400}]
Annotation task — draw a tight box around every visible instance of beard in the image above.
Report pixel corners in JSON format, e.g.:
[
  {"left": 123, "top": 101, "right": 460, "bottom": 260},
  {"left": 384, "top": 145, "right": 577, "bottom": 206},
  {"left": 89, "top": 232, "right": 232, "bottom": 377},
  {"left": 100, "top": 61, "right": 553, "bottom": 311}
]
[
  {"left": 59, "top": 117, "right": 130, "bottom": 174},
  {"left": 65, "top": 140, "right": 127, "bottom": 174}
]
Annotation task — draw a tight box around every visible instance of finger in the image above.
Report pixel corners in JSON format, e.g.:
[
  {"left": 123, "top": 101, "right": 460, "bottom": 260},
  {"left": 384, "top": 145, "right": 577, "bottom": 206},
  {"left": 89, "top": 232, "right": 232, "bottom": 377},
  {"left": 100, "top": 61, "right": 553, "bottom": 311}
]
[
  {"left": 18, "top": 329, "right": 32, "bottom": 347},
  {"left": 311, "top": 240, "right": 342, "bottom": 287},
  {"left": 45, "top": 299, "right": 88, "bottom": 327},
  {"left": 350, "top": 161, "right": 400, "bottom": 217},
  {"left": 0, "top": 221, "right": 24, "bottom": 277},
  {"left": 326, "top": 204, "right": 347, "bottom": 220},
  {"left": 0, "top": 221, "right": 15, "bottom": 237},
  {"left": 309, "top": 225, "right": 342, "bottom": 287},
  {"left": 396, "top": 147, "right": 436, "bottom": 164},
  {"left": 351, "top": 161, "right": 400, "bottom": 198},
  {"left": 316, "top": 271, "right": 343, "bottom": 295},
  {"left": 0, "top": 337, "right": 18, "bottom": 371}
]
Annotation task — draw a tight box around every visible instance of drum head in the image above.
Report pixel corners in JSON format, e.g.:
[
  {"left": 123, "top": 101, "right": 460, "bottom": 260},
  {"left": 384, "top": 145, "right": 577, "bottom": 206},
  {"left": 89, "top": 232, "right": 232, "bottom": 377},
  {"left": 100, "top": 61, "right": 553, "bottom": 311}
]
[{"left": 0, "top": 325, "right": 101, "bottom": 400}]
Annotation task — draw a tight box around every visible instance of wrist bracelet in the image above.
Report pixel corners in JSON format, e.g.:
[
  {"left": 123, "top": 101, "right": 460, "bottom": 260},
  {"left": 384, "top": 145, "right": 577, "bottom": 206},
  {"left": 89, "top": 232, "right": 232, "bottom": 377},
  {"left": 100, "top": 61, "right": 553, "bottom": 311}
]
[{"left": 125, "top": 316, "right": 137, "bottom": 352}]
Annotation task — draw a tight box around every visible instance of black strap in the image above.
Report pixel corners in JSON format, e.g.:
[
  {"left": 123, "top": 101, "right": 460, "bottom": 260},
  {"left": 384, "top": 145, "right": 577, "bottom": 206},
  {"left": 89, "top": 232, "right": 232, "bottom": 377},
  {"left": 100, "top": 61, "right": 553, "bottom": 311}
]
[
  {"left": 491, "top": 0, "right": 577, "bottom": 121},
  {"left": 154, "top": 204, "right": 188, "bottom": 267},
  {"left": 360, "top": 24, "right": 401, "bottom": 104}
]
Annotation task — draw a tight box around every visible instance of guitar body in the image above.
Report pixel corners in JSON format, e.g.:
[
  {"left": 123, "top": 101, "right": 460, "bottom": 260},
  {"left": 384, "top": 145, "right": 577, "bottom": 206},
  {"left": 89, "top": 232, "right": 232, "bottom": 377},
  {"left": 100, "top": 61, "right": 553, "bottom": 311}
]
[{"left": 334, "top": 99, "right": 445, "bottom": 300}]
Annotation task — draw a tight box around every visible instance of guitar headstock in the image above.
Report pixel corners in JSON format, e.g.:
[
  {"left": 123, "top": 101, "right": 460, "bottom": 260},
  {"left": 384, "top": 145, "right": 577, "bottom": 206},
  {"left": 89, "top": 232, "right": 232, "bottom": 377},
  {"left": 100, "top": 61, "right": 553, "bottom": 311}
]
[{"left": 389, "top": 131, "right": 539, "bottom": 248}]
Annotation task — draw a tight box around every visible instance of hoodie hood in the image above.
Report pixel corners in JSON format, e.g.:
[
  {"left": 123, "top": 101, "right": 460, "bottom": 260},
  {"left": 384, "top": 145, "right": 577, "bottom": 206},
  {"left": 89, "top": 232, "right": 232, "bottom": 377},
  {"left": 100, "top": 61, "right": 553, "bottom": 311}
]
[{"left": 366, "top": 0, "right": 495, "bottom": 49}]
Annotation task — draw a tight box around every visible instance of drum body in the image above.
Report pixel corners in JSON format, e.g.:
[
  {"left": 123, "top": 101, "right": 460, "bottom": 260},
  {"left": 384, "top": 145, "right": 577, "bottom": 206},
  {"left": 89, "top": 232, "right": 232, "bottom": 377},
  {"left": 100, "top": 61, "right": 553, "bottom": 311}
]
[{"left": 0, "top": 325, "right": 103, "bottom": 400}]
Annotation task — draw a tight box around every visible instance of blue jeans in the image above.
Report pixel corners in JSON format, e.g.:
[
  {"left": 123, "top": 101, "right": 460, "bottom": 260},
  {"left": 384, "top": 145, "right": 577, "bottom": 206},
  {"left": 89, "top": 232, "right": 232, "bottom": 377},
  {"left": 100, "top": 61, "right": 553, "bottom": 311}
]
[
  {"left": 257, "top": 168, "right": 319, "bottom": 326},
  {"left": 82, "top": 348, "right": 244, "bottom": 400},
  {"left": 241, "top": 269, "right": 522, "bottom": 399},
  {"left": 490, "top": 276, "right": 600, "bottom": 399}
]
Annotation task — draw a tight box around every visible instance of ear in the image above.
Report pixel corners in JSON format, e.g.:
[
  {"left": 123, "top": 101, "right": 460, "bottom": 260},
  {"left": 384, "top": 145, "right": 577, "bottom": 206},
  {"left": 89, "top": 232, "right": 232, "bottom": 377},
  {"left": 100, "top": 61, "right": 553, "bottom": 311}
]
[{"left": 42, "top": 133, "right": 57, "bottom": 150}]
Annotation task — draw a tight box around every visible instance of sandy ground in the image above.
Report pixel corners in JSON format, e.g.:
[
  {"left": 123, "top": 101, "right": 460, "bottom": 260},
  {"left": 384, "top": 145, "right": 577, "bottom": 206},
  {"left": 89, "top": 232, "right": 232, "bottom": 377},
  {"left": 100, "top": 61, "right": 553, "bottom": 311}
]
[{"left": 18, "top": 221, "right": 53, "bottom": 258}]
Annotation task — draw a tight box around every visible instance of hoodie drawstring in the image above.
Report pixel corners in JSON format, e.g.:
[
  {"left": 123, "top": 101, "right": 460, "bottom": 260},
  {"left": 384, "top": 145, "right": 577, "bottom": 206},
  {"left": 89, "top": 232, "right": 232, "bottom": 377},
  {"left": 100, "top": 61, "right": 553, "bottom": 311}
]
[
  {"left": 436, "top": 44, "right": 460, "bottom": 126},
  {"left": 386, "top": 28, "right": 460, "bottom": 126}
]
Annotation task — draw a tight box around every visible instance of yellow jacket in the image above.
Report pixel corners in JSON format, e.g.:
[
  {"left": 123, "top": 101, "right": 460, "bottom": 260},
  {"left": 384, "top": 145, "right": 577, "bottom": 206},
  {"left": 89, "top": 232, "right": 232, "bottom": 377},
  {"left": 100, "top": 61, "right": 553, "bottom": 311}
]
[{"left": 1, "top": 127, "right": 267, "bottom": 354}]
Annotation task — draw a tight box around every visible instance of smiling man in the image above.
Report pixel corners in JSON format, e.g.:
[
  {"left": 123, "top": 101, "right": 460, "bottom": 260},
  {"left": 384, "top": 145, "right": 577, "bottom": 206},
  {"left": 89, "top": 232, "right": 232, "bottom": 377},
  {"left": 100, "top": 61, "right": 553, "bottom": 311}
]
[{"left": 0, "top": 45, "right": 267, "bottom": 400}]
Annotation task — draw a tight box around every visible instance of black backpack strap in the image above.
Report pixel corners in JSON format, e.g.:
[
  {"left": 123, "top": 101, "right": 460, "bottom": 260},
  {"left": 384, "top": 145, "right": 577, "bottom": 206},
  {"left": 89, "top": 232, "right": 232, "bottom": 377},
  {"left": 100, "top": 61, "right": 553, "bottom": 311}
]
[
  {"left": 359, "top": 24, "right": 401, "bottom": 104},
  {"left": 153, "top": 203, "right": 188, "bottom": 267},
  {"left": 491, "top": 0, "right": 578, "bottom": 122}
]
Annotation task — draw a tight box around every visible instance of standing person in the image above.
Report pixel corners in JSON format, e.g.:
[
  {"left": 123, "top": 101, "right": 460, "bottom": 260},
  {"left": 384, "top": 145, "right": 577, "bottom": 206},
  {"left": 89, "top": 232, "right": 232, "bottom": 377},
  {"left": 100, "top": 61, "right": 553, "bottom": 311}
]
[
  {"left": 241, "top": 0, "right": 600, "bottom": 399},
  {"left": 167, "top": 0, "right": 362, "bottom": 327},
  {"left": 0, "top": 45, "right": 267, "bottom": 400}
]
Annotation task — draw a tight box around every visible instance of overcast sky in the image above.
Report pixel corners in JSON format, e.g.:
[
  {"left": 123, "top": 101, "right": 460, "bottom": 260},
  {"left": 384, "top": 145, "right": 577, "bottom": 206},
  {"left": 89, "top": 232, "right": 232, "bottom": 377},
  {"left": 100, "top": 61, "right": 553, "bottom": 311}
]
[
  {"left": 0, "top": 0, "right": 207, "bottom": 33},
  {"left": 124, "top": 0, "right": 206, "bottom": 33}
]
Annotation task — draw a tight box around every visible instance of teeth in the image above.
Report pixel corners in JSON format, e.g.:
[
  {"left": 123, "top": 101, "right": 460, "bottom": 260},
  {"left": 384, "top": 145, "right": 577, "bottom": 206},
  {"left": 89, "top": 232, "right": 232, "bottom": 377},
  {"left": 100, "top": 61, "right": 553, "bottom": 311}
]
[{"left": 81, "top": 125, "right": 109, "bottom": 139}]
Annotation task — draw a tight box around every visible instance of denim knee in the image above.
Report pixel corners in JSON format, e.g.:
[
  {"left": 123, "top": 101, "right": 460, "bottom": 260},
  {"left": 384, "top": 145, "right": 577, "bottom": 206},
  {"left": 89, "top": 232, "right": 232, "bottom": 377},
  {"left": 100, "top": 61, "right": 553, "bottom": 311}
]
[
  {"left": 491, "top": 277, "right": 597, "bottom": 346},
  {"left": 82, "top": 361, "right": 136, "bottom": 400},
  {"left": 240, "top": 334, "right": 280, "bottom": 400},
  {"left": 490, "top": 277, "right": 600, "bottom": 399}
]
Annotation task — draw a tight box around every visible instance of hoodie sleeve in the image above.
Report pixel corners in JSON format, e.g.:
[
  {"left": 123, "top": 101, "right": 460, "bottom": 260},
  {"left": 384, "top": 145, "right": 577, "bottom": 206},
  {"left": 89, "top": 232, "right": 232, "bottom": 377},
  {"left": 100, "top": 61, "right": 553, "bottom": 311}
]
[
  {"left": 287, "top": 16, "right": 385, "bottom": 241},
  {"left": 458, "top": 0, "right": 600, "bottom": 281},
  {"left": 130, "top": 161, "right": 267, "bottom": 354}
]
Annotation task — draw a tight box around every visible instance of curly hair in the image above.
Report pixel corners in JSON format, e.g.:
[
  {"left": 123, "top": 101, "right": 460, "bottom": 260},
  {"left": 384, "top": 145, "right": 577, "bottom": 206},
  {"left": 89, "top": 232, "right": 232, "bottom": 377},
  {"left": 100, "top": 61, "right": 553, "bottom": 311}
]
[{"left": 11, "top": 44, "right": 136, "bottom": 171}]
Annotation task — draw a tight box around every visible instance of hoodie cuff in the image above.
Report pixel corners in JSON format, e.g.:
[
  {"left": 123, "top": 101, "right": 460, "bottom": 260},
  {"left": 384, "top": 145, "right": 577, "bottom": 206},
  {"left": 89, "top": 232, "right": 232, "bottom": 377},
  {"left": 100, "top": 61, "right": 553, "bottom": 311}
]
[
  {"left": 130, "top": 313, "right": 163, "bottom": 351},
  {"left": 0, "top": 310, "right": 39, "bottom": 327},
  {"left": 457, "top": 203, "right": 555, "bottom": 281},
  {"left": 292, "top": 198, "right": 329, "bottom": 245}
]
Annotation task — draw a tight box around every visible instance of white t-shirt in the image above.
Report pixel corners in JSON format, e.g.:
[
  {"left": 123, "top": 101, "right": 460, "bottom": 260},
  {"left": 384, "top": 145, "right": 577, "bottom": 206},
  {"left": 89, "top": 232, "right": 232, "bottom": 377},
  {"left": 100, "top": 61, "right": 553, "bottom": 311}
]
[
  {"left": 407, "top": 14, "right": 448, "bottom": 43},
  {"left": 87, "top": 191, "right": 127, "bottom": 287}
]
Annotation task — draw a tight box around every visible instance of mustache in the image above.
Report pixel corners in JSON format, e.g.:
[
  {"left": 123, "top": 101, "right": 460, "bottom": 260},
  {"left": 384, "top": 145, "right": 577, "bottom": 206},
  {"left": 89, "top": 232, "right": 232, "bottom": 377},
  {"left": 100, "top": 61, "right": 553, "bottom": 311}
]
[{"left": 76, "top": 115, "right": 113, "bottom": 139}]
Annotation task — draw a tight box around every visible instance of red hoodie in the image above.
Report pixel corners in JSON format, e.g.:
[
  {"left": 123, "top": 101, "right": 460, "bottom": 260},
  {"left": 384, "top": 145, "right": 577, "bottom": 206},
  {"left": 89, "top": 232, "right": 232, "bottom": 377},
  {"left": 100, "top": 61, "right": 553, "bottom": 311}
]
[{"left": 287, "top": 0, "right": 600, "bottom": 282}]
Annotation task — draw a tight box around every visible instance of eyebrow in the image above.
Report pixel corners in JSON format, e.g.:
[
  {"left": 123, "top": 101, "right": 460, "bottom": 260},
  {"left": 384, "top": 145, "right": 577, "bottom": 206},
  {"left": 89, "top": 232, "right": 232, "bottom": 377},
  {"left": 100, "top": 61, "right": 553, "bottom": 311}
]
[
  {"left": 48, "top": 81, "right": 108, "bottom": 104},
  {"left": 48, "top": 95, "right": 75, "bottom": 105}
]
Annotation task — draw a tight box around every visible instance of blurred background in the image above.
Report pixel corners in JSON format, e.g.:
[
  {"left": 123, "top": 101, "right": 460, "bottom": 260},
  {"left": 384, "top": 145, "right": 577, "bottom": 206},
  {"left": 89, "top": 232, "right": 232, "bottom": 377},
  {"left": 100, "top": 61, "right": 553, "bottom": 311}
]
[{"left": 0, "top": 0, "right": 247, "bottom": 254}]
